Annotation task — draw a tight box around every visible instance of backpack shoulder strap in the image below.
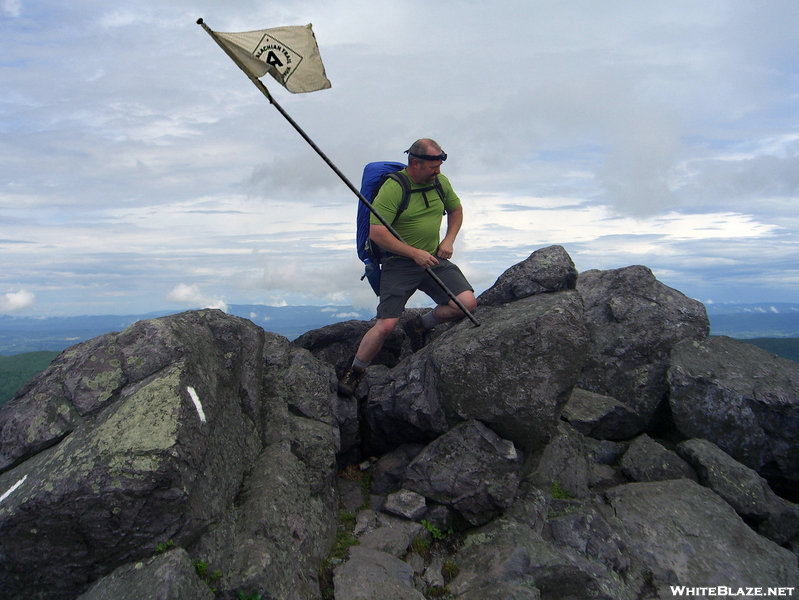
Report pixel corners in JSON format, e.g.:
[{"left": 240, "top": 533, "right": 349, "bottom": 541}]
[{"left": 385, "top": 171, "right": 413, "bottom": 224}]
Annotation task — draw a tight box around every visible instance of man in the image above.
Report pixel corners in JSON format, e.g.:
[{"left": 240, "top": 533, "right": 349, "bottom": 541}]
[{"left": 338, "top": 139, "right": 477, "bottom": 396}]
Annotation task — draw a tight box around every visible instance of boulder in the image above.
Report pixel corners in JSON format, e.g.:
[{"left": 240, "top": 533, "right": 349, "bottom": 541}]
[
  {"left": 677, "top": 438, "right": 799, "bottom": 547},
  {"left": 561, "top": 388, "right": 642, "bottom": 441},
  {"left": 0, "top": 311, "right": 266, "bottom": 598},
  {"left": 403, "top": 420, "right": 522, "bottom": 526},
  {"left": 606, "top": 479, "right": 799, "bottom": 595},
  {"left": 369, "top": 443, "right": 425, "bottom": 496},
  {"left": 526, "top": 421, "right": 592, "bottom": 500},
  {"left": 293, "top": 309, "right": 430, "bottom": 377},
  {"left": 362, "top": 355, "right": 449, "bottom": 456},
  {"left": 477, "top": 245, "right": 578, "bottom": 307},
  {"left": 668, "top": 335, "right": 799, "bottom": 498},
  {"left": 450, "top": 517, "right": 642, "bottom": 600},
  {"left": 0, "top": 310, "right": 340, "bottom": 600},
  {"left": 431, "top": 290, "right": 589, "bottom": 452},
  {"left": 619, "top": 434, "right": 698, "bottom": 483},
  {"left": 357, "top": 513, "right": 424, "bottom": 557},
  {"left": 576, "top": 266, "right": 709, "bottom": 434},
  {"left": 188, "top": 441, "right": 337, "bottom": 599},
  {"left": 384, "top": 489, "right": 427, "bottom": 521},
  {"left": 333, "top": 546, "right": 425, "bottom": 600},
  {"left": 76, "top": 548, "right": 213, "bottom": 600}
]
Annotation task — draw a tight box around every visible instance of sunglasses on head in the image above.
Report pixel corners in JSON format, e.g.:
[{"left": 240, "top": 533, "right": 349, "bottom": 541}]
[{"left": 406, "top": 150, "right": 447, "bottom": 162}]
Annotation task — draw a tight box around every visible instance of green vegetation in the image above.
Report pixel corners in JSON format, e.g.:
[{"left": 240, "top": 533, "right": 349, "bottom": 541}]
[
  {"left": 0, "top": 351, "right": 60, "bottom": 407},
  {"left": 740, "top": 337, "right": 799, "bottom": 363},
  {"left": 550, "top": 480, "right": 575, "bottom": 500},
  {"left": 192, "top": 558, "right": 222, "bottom": 592},
  {"left": 427, "top": 585, "right": 449, "bottom": 597},
  {"left": 319, "top": 508, "right": 362, "bottom": 599},
  {"left": 411, "top": 534, "right": 431, "bottom": 556},
  {"left": 421, "top": 519, "right": 453, "bottom": 541},
  {"left": 442, "top": 559, "right": 460, "bottom": 581},
  {"left": 155, "top": 539, "right": 174, "bottom": 554},
  {"left": 236, "top": 591, "right": 263, "bottom": 600}
]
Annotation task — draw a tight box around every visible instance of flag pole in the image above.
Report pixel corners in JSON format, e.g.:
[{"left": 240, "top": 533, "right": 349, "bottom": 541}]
[{"left": 197, "top": 18, "right": 480, "bottom": 327}]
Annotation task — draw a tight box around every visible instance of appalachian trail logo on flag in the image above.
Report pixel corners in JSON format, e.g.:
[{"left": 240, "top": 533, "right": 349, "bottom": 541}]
[{"left": 215, "top": 24, "right": 331, "bottom": 94}]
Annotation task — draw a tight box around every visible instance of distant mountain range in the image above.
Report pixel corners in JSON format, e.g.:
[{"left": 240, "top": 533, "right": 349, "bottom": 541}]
[
  {"left": 0, "top": 302, "right": 798, "bottom": 356},
  {"left": 0, "top": 305, "right": 368, "bottom": 355},
  {"left": 704, "top": 302, "right": 799, "bottom": 338}
]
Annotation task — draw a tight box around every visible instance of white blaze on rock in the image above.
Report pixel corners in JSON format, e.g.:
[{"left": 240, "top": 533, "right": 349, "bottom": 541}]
[
  {"left": 0, "top": 474, "right": 27, "bottom": 504},
  {"left": 186, "top": 386, "right": 207, "bottom": 423}
]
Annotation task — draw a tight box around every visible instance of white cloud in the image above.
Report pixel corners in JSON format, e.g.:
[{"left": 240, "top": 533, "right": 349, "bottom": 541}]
[
  {"left": 2, "top": 1, "right": 799, "bottom": 314},
  {"left": 166, "top": 284, "right": 227, "bottom": 312},
  {"left": 2, "top": 0, "right": 21, "bottom": 18},
  {"left": 0, "top": 290, "right": 35, "bottom": 314}
]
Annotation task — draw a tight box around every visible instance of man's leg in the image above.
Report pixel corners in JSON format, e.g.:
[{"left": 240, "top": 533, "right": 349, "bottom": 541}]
[
  {"left": 404, "top": 290, "right": 477, "bottom": 352},
  {"left": 338, "top": 317, "right": 399, "bottom": 395},
  {"left": 356, "top": 317, "right": 399, "bottom": 363},
  {"left": 432, "top": 290, "right": 478, "bottom": 323}
]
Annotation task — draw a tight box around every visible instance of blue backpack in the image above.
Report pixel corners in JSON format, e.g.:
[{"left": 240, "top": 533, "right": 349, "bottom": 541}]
[{"left": 357, "top": 161, "right": 445, "bottom": 295}]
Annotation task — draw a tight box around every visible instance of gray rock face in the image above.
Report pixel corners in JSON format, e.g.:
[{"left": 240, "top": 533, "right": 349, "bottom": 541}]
[
  {"left": 620, "top": 433, "right": 699, "bottom": 483},
  {"left": 607, "top": 479, "right": 799, "bottom": 595},
  {"left": 432, "top": 290, "right": 589, "bottom": 452},
  {"left": 669, "top": 335, "right": 799, "bottom": 497},
  {"left": 562, "top": 387, "right": 643, "bottom": 441},
  {"left": 403, "top": 420, "right": 522, "bottom": 526},
  {"left": 363, "top": 354, "right": 449, "bottom": 455},
  {"left": 369, "top": 443, "right": 425, "bottom": 496},
  {"left": 527, "top": 421, "right": 592, "bottom": 500},
  {"left": 677, "top": 438, "right": 799, "bottom": 547},
  {"left": 477, "top": 245, "right": 578, "bottom": 307},
  {"left": 189, "top": 440, "right": 337, "bottom": 599},
  {"left": 333, "top": 546, "right": 425, "bottom": 600},
  {"left": 384, "top": 489, "right": 427, "bottom": 520},
  {"left": 76, "top": 548, "right": 214, "bottom": 600},
  {"left": 577, "top": 266, "right": 709, "bottom": 434},
  {"left": 0, "top": 310, "right": 338, "bottom": 600}
]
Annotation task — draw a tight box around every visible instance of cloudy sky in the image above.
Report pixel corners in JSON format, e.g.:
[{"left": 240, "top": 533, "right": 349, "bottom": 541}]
[{"left": 2, "top": 1, "right": 799, "bottom": 317}]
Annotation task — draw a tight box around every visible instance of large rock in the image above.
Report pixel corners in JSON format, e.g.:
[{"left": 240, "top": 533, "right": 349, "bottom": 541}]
[
  {"left": 0, "top": 311, "right": 265, "bottom": 598},
  {"left": 188, "top": 440, "right": 337, "bottom": 599},
  {"left": 606, "top": 479, "right": 799, "bottom": 595},
  {"left": 76, "top": 548, "right": 214, "bottom": 600},
  {"left": 403, "top": 420, "right": 522, "bottom": 526},
  {"left": 362, "top": 356, "right": 449, "bottom": 456},
  {"left": 561, "top": 388, "right": 642, "bottom": 441},
  {"left": 333, "top": 546, "right": 425, "bottom": 600},
  {"left": 450, "top": 516, "right": 643, "bottom": 600},
  {"left": 0, "top": 310, "right": 340, "bottom": 600},
  {"left": 668, "top": 336, "right": 799, "bottom": 499},
  {"left": 576, "top": 266, "right": 709, "bottom": 434},
  {"left": 477, "top": 245, "right": 578, "bottom": 307},
  {"left": 431, "top": 290, "right": 589, "bottom": 452},
  {"left": 677, "top": 437, "right": 799, "bottom": 547},
  {"left": 526, "top": 421, "right": 592, "bottom": 500},
  {"left": 619, "top": 434, "right": 698, "bottom": 483}
]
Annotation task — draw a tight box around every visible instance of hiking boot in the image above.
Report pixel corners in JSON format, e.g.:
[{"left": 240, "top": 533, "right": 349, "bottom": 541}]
[
  {"left": 403, "top": 315, "right": 429, "bottom": 353},
  {"left": 338, "top": 365, "right": 366, "bottom": 396}
]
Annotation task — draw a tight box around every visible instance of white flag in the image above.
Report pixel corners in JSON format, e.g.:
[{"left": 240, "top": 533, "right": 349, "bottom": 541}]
[{"left": 214, "top": 24, "right": 331, "bottom": 93}]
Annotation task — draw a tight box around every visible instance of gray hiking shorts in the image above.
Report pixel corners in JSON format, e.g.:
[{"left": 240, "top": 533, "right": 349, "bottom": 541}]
[{"left": 377, "top": 256, "right": 473, "bottom": 319}]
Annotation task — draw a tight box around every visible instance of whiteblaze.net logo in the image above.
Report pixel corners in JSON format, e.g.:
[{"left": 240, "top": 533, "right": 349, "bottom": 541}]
[{"left": 670, "top": 587, "right": 795, "bottom": 597}]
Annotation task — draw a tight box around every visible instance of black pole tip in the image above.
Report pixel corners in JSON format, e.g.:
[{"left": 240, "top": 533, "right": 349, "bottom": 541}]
[{"left": 196, "top": 18, "right": 204, "bottom": 25}]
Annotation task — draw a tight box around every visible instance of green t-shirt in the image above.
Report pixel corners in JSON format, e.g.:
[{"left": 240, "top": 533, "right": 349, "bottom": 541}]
[{"left": 370, "top": 171, "right": 461, "bottom": 254}]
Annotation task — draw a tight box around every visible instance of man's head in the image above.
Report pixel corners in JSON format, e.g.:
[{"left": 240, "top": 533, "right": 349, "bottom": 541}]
[{"left": 406, "top": 138, "right": 446, "bottom": 184}]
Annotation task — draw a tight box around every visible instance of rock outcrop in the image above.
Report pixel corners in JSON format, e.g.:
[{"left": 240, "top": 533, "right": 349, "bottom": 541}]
[
  {"left": 0, "top": 245, "right": 797, "bottom": 600},
  {"left": 669, "top": 335, "right": 799, "bottom": 499},
  {"left": 0, "top": 312, "right": 338, "bottom": 599}
]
